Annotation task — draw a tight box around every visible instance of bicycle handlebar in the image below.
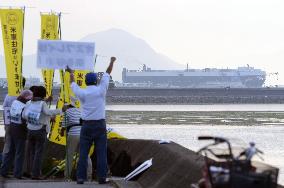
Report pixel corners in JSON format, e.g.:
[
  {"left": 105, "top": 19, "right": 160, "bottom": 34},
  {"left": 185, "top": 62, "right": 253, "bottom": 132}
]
[
  {"left": 198, "top": 136, "right": 215, "bottom": 140},
  {"left": 198, "top": 136, "right": 233, "bottom": 159},
  {"left": 198, "top": 136, "right": 227, "bottom": 143}
]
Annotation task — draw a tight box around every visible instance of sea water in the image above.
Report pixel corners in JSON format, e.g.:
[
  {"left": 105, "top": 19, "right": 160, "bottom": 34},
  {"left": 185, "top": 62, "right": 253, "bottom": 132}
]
[
  {"left": 2, "top": 104, "right": 284, "bottom": 111},
  {"left": 0, "top": 104, "right": 283, "bottom": 184}
]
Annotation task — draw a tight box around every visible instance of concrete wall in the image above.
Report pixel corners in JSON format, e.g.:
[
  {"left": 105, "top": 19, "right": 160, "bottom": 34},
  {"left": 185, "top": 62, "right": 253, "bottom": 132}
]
[
  {"left": 0, "top": 137, "right": 283, "bottom": 187},
  {"left": 108, "top": 139, "right": 204, "bottom": 188}
]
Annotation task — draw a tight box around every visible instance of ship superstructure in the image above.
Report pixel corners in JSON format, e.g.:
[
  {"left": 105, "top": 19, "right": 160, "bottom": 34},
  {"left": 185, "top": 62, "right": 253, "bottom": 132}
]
[{"left": 122, "top": 65, "right": 266, "bottom": 88}]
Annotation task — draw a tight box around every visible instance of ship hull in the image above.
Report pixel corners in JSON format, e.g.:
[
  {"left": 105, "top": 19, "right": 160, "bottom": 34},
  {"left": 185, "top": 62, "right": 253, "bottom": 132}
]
[
  {"left": 122, "top": 75, "right": 265, "bottom": 88},
  {"left": 122, "top": 66, "right": 266, "bottom": 88}
]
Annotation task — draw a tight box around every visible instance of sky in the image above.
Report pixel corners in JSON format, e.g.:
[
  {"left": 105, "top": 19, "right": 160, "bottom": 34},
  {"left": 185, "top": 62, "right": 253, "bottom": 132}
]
[{"left": 1, "top": 0, "right": 284, "bottom": 85}]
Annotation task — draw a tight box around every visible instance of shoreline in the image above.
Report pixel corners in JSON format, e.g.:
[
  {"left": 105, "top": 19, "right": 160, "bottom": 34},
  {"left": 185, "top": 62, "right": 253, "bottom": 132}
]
[{"left": 2, "top": 87, "right": 284, "bottom": 104}]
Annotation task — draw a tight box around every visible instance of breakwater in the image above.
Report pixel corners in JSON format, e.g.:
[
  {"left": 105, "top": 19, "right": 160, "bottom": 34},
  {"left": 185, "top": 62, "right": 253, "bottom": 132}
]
[{"left": 1, "top": 87, "right": 284, "bottom": 104}]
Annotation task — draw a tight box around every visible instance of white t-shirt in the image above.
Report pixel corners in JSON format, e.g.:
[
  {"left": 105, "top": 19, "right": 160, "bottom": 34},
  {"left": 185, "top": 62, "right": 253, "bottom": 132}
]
[
  {"left": 71, "top": 73, "right": 110, "bottom": 120},
  {"left": 22, "top": 100, "right": 62, "bottom": 131},
  {"left": 10, "top": 100, "right": 26, "bottom": 124}
]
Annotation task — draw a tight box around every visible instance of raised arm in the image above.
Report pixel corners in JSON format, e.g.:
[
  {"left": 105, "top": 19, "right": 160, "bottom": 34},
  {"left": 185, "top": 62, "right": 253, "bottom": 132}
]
[
  {"left": 65, "top": 66, "right": 85, "bottom": 100},
  {"left": 106, "top": 57, "right": 116, "bottom": 74}
]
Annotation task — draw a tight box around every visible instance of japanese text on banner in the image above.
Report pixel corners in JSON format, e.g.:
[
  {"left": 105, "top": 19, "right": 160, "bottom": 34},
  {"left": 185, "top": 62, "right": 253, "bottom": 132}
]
[
  {"left": 0, "top": 9, "right": 24, "bottom": 96},
  {"left": 41, "top": 13, "right": 59, "bottom": 97}
]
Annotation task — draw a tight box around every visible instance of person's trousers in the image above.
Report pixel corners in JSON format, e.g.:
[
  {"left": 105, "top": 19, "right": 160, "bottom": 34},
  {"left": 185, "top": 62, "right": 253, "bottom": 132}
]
[
  {"left": 2, "top": 125, "right": 12, "bottom": 161},
  {"left": 0, "top": 135, "right": 26, "bottom": 178},
  {"left": 77, "top": 120, "right": 107, "bottom": 181},
  {"left": 65, "top": 134, "right": 92, "bottom": 179},
  {"left": 23, "top": 139, "right": 31, "bottom": 177},
  {"left": 27, "top": 129, "right": 47, "bottom": 178}
]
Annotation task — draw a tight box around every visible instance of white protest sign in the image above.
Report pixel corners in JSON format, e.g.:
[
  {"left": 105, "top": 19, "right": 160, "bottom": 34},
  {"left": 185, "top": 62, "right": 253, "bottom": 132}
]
[
  {"left": 37, "top": 40, "right": 95, "bottom": 71},
  {"left": 124, "top": 158, "right": 153, "bottom": 181}
]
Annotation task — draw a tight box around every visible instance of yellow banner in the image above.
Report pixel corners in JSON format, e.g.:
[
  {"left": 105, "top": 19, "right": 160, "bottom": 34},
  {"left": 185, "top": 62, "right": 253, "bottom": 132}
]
[
  {"left": 63, "top": 70, "right": 87, "bottom": 106},
  {"left": 40, "top": 13, "right": 59, "bottom": 97},
  {"left": 42, "top": 13, "right": 62, "bottom": 144},
  {"left": 0, "top": 9, "right": 24, "bottom": 96},
  {"left": 49, "top": 70, "right": 66, "bottom": 145},
  {"left": 48, "top": 70, "right": 87, "bottom": 145},
  {"left": 70, "top": 70, "right": 88, "bottom": 108}
]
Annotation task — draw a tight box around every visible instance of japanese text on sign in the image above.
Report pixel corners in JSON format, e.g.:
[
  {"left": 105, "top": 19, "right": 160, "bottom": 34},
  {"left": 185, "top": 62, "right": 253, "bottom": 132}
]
[{"left": 37, "top": 40, "right": 95, "bottom": 71}]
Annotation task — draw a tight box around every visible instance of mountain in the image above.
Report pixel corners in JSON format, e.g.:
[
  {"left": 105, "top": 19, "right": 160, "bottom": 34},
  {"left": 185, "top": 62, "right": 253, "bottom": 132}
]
[
  {"left": 0, "top": 28, "right": 183, "bottom": 81},
  {"left": 80, "top": 28, "right": 183, "bottom": 81}
]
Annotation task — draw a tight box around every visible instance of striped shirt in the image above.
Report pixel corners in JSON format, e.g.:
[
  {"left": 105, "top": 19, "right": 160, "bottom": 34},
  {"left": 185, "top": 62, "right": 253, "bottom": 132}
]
[
  {"left": 68, "top": 126, "right": 81, "bottom": 136},
  {"left": 65, "top": 107, "right": 81, "bottom": 125},
  {"left": 63, "top": 107, "right": 81, "bottom": 136}
]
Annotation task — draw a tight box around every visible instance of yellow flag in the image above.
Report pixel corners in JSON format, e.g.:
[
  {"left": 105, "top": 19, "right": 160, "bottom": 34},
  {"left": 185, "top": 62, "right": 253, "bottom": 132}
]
[
  {"left": 63, "top": 70, "right": 87, "bottom": 106},
  {"left": 40, "top": 13, "right": 59, "bottom": 97},
  {"left": 69, "top": 71, "right": 87, "bottom": 109},
  {"left": 0, "top": 9, "right": 24, "bottom": 96},
  {"left": 48, "top": 70, "right": 87, "bottom": 145},
  {"left": 48, "top": 70, "right": 66, "bottom": 145},
  {"left": 42, "top": 13, "right": 63, "bottom": 145}
]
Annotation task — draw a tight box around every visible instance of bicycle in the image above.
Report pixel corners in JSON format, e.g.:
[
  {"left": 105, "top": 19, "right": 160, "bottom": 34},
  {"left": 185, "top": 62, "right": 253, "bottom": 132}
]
[{"left": 191, "top": 136, "right": 279, "bottom": 188}]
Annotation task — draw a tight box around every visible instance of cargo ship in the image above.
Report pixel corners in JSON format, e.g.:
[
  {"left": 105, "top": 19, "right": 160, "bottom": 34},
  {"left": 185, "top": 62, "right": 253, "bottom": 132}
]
[{"left": 122, "top": 64, "right": 266, "bottom": 88}]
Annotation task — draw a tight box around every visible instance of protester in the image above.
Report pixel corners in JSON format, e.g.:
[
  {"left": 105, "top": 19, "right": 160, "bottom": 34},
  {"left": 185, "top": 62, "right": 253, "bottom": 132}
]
[
  {"left": 2, "top": 78, "right": 26, "bottom": 164},
  {"left": 61, "top": 97, "right": 92, "bottom": 180},
  {"left": 66, "top": 56, "right": 116, "bottom": 184},
  {"left": 22, "top": 86, "right": 65, "bottom": 179},
  {"left": 22, "top": 86, "right": 37, "bottom": 178},
  {"left": 0, "top": 89, "right": 33, "bottom": 179}
]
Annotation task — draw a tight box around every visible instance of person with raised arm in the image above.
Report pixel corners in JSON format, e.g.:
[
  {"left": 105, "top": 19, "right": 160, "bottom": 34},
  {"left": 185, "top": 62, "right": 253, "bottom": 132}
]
[{"left": 66, "top": 57, "right": 116, "bottom": 184}]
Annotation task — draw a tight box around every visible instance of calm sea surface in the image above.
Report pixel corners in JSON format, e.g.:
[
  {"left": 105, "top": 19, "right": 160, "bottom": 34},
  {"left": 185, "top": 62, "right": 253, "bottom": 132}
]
[
  {"left": 0, "top": 104, "right": 283, "bottom": 184},
  {"left": 106, "top": 104, "right": 284, "bottom": 111},
  {"left": 2, "top": 104, "right": 284, "bottom": 111}
]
